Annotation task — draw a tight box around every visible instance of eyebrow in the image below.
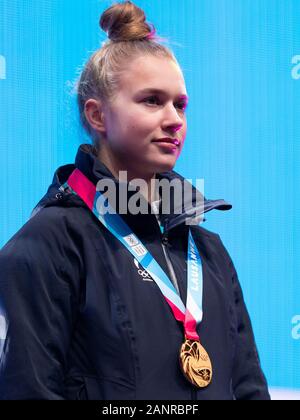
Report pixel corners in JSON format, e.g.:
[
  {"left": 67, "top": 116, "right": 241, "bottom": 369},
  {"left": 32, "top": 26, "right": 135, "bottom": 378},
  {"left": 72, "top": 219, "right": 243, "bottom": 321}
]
[{"left": 137, "top": 88, "right": 189, "bottom": 102}]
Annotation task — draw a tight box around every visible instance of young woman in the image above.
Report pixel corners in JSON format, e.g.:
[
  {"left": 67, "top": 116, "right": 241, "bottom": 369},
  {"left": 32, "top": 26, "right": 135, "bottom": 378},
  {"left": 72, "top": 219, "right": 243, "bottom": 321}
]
[{"left": 0, "top": 1, "right": 270, "bottom": 400}]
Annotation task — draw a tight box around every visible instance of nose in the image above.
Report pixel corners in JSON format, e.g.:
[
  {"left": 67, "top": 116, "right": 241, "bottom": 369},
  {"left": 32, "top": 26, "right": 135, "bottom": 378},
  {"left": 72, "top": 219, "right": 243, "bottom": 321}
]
[{"left": 162, "top": 103, "right": 184, "bottom": 134}]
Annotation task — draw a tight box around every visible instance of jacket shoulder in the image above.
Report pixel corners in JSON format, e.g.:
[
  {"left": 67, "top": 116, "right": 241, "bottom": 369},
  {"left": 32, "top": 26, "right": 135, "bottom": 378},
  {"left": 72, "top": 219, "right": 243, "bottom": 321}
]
[
  {"left": 191, "top": 224, "right": 234, "bottom": 271},
  {"left": 0, "top": 205, "right": 89, "bottom": 261},
  {"left": 192, "top": 224, "right": 221, "bottom": 240},
  {"left": 191, "top": 224, "right": 226, "bottom": 250}
]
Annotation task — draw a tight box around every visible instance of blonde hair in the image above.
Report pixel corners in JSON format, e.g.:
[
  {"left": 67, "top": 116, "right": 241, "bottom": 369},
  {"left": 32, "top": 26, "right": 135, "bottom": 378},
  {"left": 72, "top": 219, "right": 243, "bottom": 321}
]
[{"left": 76, "top": 1, "right": 179, "bottom": 143}]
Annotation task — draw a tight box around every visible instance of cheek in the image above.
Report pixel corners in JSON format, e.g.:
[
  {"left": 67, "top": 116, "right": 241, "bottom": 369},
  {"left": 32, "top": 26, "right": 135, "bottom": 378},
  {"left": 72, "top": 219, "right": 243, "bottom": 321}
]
[{"left": 125, "top": 113, "right": 157, "bottom": 138}]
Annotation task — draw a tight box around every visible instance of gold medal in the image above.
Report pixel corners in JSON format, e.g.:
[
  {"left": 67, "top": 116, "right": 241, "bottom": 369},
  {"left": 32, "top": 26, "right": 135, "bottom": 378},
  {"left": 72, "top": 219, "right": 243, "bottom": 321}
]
[{"left": 179, "top": 339, "right": 212, "bottom": 388}]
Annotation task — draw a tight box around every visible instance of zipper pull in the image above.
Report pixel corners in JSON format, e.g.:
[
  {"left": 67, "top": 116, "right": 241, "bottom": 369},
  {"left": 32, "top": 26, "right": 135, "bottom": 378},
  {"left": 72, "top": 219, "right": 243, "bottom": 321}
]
[
  {"left": 161, "top": 217, "right": 169, "bottom": 245},
  {"left": 162, "top": 230, "right": 169, "bottom": 246}
]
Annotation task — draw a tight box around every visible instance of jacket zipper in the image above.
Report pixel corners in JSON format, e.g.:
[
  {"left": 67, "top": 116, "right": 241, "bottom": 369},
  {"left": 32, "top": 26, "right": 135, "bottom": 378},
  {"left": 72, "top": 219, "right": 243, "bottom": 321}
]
[{"left": 161, "top": 230, "right": 180, "bottom": 295}]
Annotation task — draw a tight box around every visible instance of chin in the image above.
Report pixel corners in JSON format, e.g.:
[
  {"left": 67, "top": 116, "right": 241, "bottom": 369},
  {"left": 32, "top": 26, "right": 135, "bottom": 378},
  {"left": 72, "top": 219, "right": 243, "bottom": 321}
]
[{"left": 152, "top": 158, "right": 176, "bottom": 173}]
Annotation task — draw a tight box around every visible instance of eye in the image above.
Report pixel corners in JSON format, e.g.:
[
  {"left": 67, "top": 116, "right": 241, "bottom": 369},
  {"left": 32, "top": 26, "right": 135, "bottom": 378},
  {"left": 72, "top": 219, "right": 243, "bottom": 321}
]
[
  {"left": 143, "top": 96, "right": 161, "bottom": 106},
  {"left": 176, "top": 102, "right": 188, "bottom": 112},
  {"left": 142, "top": 96, "right": 188, "bottom": 112}
]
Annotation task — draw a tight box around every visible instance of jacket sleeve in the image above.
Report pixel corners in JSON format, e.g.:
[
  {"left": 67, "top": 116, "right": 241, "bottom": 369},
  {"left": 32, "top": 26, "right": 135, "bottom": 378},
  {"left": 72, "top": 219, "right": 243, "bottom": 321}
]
[
  {"left": 0, "top": 209, "right": 81, "bottom": 400},
  {"left": 217, "top": 235, "right": 271, "bottom": 400}
]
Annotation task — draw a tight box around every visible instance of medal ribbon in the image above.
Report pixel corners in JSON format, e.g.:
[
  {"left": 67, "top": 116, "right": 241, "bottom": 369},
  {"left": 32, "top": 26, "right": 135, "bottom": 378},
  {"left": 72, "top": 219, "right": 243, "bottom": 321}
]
[{"left": 61, "top": 169, "right": 204, "bottom": 341}]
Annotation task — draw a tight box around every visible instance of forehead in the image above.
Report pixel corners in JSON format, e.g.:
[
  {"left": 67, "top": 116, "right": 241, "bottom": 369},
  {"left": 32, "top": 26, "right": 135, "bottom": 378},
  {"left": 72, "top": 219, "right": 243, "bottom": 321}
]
[{"left": 119, "top": 55, "right": 187, "bottom": 97}]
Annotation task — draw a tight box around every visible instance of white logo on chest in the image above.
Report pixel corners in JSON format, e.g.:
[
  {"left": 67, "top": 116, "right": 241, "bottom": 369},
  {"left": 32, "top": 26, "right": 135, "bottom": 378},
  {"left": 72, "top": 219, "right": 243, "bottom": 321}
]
[{"left": 133, "top": 258, "right": 153, "bottom": 282}]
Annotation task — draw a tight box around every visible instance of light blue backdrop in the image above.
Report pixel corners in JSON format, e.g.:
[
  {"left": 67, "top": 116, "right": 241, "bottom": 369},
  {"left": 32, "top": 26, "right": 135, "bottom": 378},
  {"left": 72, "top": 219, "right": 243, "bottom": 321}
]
[{"left": 0, "top": 0, "right": 299, "bottom": 395}]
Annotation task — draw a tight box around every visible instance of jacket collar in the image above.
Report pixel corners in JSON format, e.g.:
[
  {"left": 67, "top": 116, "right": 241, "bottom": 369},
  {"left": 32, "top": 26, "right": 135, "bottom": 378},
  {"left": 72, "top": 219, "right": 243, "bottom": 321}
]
[{"left": 32, "top": 144, "right": 232, "bottom": 231}]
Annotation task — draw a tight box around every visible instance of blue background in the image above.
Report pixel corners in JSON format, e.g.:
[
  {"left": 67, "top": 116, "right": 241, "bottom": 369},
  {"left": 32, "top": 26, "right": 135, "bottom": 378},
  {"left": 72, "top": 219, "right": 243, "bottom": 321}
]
[{"left": 0, "top": 0, "right": 299, "bottom": 394}]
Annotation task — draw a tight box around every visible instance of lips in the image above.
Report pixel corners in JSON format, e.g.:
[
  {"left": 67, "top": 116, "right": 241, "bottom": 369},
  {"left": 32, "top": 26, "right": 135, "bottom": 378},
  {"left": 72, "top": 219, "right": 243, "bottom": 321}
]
[{"left": 152, "top": 138, "right": 180, "bottom": 146}]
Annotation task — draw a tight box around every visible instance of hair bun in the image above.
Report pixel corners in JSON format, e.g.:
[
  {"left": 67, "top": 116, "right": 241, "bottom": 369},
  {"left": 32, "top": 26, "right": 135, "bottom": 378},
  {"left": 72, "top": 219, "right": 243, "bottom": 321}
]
[{"left": 99, "top": 1, "right": 156, "bottom": 42}]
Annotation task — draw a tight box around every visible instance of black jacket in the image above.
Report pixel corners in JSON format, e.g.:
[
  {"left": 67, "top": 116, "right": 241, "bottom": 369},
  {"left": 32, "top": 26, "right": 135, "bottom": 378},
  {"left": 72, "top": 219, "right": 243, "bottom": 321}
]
[{"left": 0, "top": 144, "right": 270, "bottom": 400}]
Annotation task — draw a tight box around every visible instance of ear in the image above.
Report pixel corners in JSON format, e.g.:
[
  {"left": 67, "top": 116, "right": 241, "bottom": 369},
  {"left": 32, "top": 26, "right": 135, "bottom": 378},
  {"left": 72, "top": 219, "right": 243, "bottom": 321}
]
[{"left": 84, "top": 99, "right": 106, "bottom": 135}]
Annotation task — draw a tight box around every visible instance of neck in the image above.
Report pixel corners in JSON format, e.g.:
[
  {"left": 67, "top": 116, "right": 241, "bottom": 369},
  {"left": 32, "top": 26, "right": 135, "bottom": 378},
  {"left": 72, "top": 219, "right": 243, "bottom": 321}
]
[{"left": 97, "top": 144, "right": 157, "bottom": 204}]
